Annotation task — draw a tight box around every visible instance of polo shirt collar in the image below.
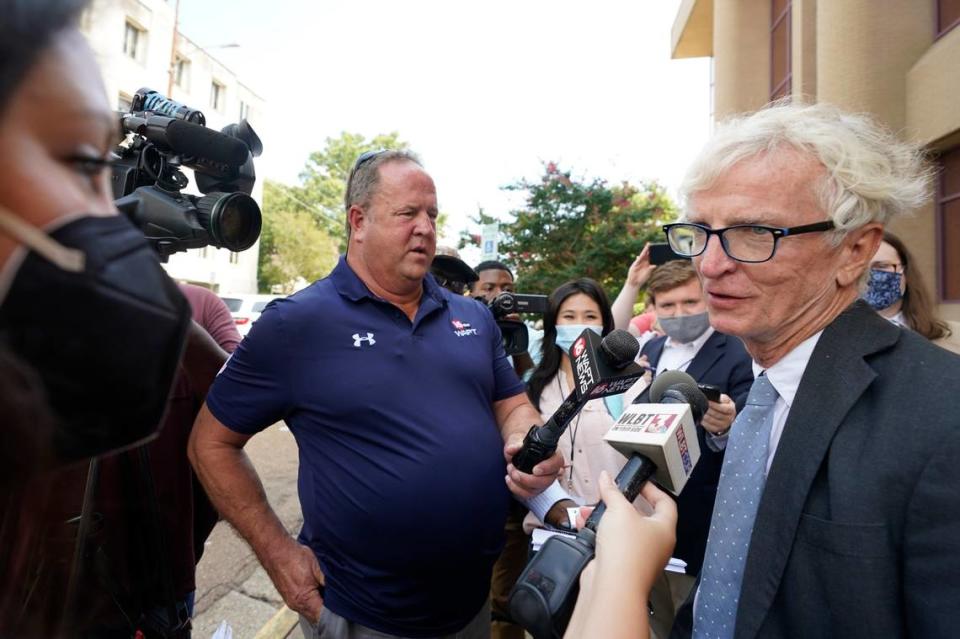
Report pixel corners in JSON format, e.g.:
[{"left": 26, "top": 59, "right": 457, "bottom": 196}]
[{"left": 330, "top": 255, "right": 448, "bottom": 308}]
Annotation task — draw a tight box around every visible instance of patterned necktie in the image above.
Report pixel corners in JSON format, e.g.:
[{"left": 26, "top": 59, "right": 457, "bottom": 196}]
[{"left": 693, "top": 373, "right": 779, "bottom": 639}]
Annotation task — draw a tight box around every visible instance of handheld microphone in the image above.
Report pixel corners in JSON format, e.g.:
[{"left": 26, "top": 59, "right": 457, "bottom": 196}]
[{"left": 511, "top": 329, "right": 644, "bottom": 473}]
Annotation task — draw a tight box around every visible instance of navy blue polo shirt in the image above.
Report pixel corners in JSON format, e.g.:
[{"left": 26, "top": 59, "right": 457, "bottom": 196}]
[{"left": 206, "top": 257, "right": 524, "bottom": 637}]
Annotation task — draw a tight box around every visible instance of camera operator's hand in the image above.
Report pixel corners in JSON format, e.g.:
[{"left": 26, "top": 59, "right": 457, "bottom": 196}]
[
  {"left": 504, "top": 432, "right": 564, "bottom": 500},
  {"left": 262, "top": 536, "right": 326, "bottom": 624}
]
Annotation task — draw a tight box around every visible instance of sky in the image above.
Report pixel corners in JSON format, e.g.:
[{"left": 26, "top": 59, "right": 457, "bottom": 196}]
[{"left": 177, "top": 0, "right": 712, "bottom": 253}]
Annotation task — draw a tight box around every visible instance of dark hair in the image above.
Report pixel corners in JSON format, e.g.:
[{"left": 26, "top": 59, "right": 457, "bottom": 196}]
[
  {"left": 527, "top": 278, "right": 614, "bottom": 410},
  {"left": 0, "top": 0, "right": 90, "bottom": 117},
  {"left": 882, "top": 231, "right": 951, "bottom": 340},
  {"left": 474, "top": 260, "right": 514, "bottom": 279}
]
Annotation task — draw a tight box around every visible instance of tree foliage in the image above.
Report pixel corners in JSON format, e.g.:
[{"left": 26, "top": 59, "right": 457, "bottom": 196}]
[
  {"left": 465, "top": 162, "right": 677, "bottom": 298},
  {"left": 256, "top": 131, "right": 411, "bottom": 292},
  {"left": 295, "top": 131, "right": 409, "bottom": 248},
  {"left": 257, "top": 180, "right": 339, "bottom": 294}
]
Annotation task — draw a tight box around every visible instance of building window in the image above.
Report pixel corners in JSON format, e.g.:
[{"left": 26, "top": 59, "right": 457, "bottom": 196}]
[
  {"left": 239, "top": 100, "right": 250, "bottom": 121},
  {"left": 210, "top": 80, "right": 225, "bottom": 111},
  {"left": 123, "top": 20, "right": 146, "bottom": 62},
  {"left": 770, "top": 0, "right": 792, "bottom": 101},
  {"left": 118, "top": 92, "right": 133, "bottom": 112},
  {"left": 229, "top": 251, "right": 239, "bottom": 264},
  {"left": 174, "top": 55, "right": 190, "bottom": 89},
  {"left": 938, "top": 0, "right": 960, "bottom": 37},
  {"left": 940, "top": 146, "right": 960, "bottom": 301}
]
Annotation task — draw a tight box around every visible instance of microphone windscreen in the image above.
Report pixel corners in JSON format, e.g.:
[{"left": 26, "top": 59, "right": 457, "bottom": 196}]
[
  {"left": 650, "top": 370, "right": 709, "bottom": 416},
  {"left": 166, "top": 120, "right": 249, "bottom": 166},
  {"left": 599, "top": 329, "right": 640, "bottom": 368}
]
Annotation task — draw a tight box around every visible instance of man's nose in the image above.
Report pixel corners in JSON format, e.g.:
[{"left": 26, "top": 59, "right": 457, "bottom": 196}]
[
  {"left": 413, "top": 211, "right": 436, "bottom": 235},
  {"left": 696, "top": 235, "right": 736, "bottom": 279}
]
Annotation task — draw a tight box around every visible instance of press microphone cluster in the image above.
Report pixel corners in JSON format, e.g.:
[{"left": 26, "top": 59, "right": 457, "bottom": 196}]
[
  {"left": 603, "top": 369, "right": 709, "bottom": 495},
  {"left": 508, "top": 371, "right": 709, "bottom": 639},
  {"left": 511, "top": 329, "right": 645, "bottom": 473}
]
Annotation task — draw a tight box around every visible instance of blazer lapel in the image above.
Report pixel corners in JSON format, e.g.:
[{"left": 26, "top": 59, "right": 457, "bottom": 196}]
[
  {"left": 733, "top": 302, "right": 900, "bottom": 639},
  {"left": 685, "top": 331, "right": 725, "bottom": 381},
  {"left": 644, "top": 335, "right": 667, "bottom": 370}
]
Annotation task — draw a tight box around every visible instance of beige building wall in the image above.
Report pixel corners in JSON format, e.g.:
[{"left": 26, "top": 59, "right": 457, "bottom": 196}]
[
  {"left": 671, "top": 0, "right": 960, "bottom": 320},
  {"left": 80, "top": 0, "right": 265, "bottom": 295},
  {"left": 713, "top": 0, "right": 770, "bottom": 118}
]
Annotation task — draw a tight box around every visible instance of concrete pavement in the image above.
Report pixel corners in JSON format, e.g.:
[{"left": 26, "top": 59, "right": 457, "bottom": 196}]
[{"left": 191, "top": 422, "right": 302, "bottom": 639}]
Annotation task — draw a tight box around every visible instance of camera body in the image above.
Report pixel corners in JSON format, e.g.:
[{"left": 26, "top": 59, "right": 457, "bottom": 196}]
[
  {"left": 111, "top": 88, "right": 264, "bottom": 259},
  {"left": 478, "top": 291, "right": 548, "bottom": 356}
]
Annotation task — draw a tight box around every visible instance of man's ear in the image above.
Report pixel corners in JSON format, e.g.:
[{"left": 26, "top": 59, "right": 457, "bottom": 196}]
[
  {"left": 836, "top": 222, "right": 883, "bottom": 288},
  {"left": 348, "top": 204, "right": 368, "bottom": 241}
]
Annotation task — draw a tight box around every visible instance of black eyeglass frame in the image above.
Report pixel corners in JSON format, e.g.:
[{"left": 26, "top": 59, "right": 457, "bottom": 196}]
[{"left": 662, "top": 220, "right": 836, "bottom": 264}]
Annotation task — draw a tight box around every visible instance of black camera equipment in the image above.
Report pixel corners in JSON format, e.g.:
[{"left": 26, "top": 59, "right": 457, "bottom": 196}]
[
  {"left": 508, "top": 373, "right": 708, "bottom": 639},
  {"left": 111, "top": 88, "right": 264, "bottom": 259},
  {"left": 511, "top": 329, "right": 644, "bottom": 473},
  {"left": 481, "top": 291, "right": 548, "bottom": 355}
]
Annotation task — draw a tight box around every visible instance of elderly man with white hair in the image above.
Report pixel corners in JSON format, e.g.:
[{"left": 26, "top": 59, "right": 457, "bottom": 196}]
[{"left": 658, "top": 103, "right": 960, "bottom": 639}]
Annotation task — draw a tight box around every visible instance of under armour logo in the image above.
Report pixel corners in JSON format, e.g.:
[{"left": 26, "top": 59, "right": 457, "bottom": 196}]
[{"left": 352, "top": 332, "right": 376, "bottom": 347}]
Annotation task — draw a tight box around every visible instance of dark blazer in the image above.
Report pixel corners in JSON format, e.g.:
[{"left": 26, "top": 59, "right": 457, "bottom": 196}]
[
  {"left": 671, "top": 301, "right": 960, "bottom": 639},
  {"left": 640, "top": 330, "right": 754, "bottom": 575}
]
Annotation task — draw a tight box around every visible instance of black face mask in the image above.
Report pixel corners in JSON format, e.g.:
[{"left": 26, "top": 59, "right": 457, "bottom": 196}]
[{"left": 0, "top": 210, "right": 191, "bottom": 463}]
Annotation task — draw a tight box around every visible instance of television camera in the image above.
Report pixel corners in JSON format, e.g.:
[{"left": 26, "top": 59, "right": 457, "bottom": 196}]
[{"left": 110, "top": 88, "right": 263, "bottom": 259}]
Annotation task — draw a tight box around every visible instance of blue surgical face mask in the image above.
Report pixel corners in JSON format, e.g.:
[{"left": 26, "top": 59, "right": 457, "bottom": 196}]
[
  {"left": 555, "top": 324, "right": 602, "bottom": 356},
  {"left": 863, "top": 269, "right": 903, "bottom": 310}
]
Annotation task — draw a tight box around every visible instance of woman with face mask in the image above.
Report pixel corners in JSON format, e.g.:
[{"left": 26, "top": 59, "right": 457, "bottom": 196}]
[
  {"left": 0, "top": 1, "right": 206, "bottom": 635},
  {"left": 864, "top": 232, "right": 959, "bottom": 354}
]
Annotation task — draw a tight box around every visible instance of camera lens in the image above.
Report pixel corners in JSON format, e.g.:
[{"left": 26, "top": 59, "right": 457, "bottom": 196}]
[{"left": 197, "top": 192, "right": 262, "bottom": 251}]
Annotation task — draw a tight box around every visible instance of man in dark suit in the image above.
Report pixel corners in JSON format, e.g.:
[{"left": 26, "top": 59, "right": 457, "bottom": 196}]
[
  {"left": 639, "top": 260, "right": 753, "bottom": 587},
  {"left": 662, "top": 102, "right": 960, "bottom": 639}
]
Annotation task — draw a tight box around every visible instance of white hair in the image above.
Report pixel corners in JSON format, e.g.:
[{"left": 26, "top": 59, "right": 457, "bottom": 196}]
[{"left": 679, "top": 102, "right": 934, "bottom": 240}]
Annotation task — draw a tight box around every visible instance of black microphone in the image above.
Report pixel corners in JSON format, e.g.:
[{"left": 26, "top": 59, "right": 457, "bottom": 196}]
[
  {"left": 121, "top": 114, "right": 250, "bottom": 167},
  {"left": 512, "top": 329, "right": 643, "bottom": 474}
]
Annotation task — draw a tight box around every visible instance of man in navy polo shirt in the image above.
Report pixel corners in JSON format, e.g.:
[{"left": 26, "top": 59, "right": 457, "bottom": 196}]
[{"left": 188, "top": 151, "right": 562, "bottom": 639}]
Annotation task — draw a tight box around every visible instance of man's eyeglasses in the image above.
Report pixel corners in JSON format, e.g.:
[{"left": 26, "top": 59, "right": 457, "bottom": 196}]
[{"left": 662, "top": 220, "right": 836, "bottom": 264}]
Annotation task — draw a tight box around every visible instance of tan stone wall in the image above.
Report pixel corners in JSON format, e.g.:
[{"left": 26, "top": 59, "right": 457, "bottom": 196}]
[
  {"left": 791, "top": 0, "right": 817, "bottom": 101},
  {"left": 816, "top": 0, "right": 932, "bottom": 130},
  {"left": 906, "top": 27, "right": 960, "bottom": 148},
  {"left": 713, "top": 0, "right": 770, "bottom": 118}
]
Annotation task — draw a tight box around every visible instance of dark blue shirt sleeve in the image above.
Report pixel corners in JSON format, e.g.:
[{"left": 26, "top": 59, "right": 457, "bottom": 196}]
[{"left": 205, "top": 303, "right": 294, "bottom": 434}]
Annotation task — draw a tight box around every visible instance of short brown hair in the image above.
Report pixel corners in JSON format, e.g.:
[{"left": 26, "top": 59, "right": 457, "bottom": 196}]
[
  {"left": 344, "top": 150, "right": 421, "bottom": 239},
  {"left": 647, "top": 260, "right": 698, "bottom": 304}
]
